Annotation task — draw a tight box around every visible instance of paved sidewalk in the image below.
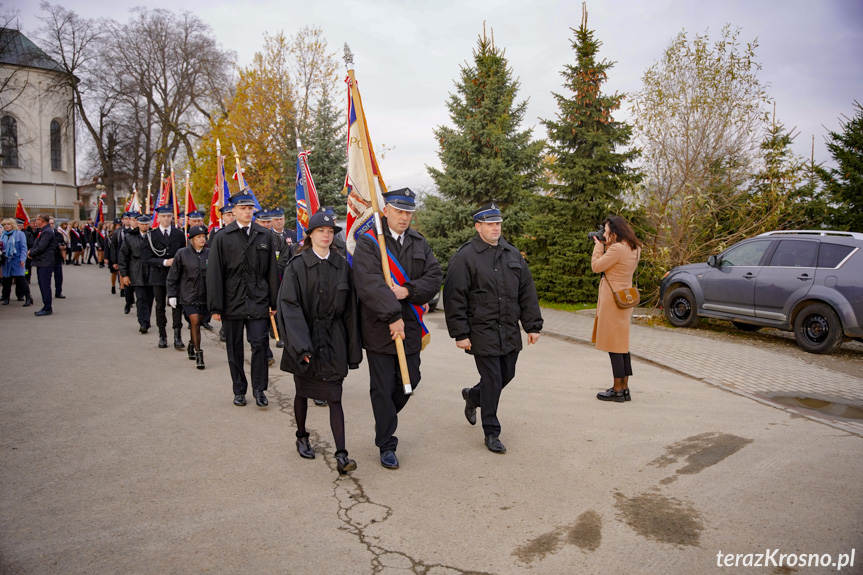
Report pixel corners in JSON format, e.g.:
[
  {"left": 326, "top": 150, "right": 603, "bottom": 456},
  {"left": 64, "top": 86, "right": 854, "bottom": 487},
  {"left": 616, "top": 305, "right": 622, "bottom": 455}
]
[{"left": 541, "top": 307, "right": 863, "bottom": 436}]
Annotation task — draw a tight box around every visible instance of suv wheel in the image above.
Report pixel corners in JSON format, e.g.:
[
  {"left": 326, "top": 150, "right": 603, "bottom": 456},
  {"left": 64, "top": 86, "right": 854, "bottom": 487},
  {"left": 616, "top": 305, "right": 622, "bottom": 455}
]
[
  {"left": 664, "top": 287, "right": 700, "bottom": 328},
  {"left": 731, "top": 321, "right": 762, "bottom": 332},
  {"left": 793, "top": 303, "right": 843, "bottom": 354}
]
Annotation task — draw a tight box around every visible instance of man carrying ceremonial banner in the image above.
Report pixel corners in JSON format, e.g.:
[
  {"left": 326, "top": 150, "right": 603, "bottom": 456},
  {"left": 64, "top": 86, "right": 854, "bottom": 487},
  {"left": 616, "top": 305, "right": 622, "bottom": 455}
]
[{"left": 343, "top": 45, "right": 442, "bottom": 470}]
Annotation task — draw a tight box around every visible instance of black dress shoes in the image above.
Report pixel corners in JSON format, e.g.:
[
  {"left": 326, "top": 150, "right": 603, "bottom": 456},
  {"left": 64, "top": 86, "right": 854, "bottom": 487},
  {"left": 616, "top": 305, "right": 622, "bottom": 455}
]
[
  {"left": 187, "top": 340, "right": 195, "bottom": 360},
  {"left": 139, "top": 325, "right": 149, "bottom": 334},
  {"left": 201, "top": 321, "right": 213, "bottom": 331},
  {"left": 23, "top": 296, "right": 33, "bottom": 307},
  {"left": 158, "top": 335, "right": 168, "bottom": 348},
  {"left": 313, "top": 399, "right": 327, "bottom": 407},
  {"left": 296, "top": 433, "right": 315, "bottom": 459},
  {"left": 233, "top": 395, "right": 246, "bottom": 406},
  {"left": 34, "top": 309, "right": 52, "bottom": 317},
  {"left": 219, "top": 328, "right": 226, "bottom": 342},
  {"left": 1, "top": 298, "right": 9, "bottom": 305},
  {"left": 335, "top": 450, "right": 357, "bottom": 474},
  {"left": 125, "top": 305, "right": 132, "bottom": 314},
  {"left": 111, "top": 286, "right": 116, "bottom": 294},
  {"left": 54, "top": 294, "right": 65, "bottom": 299},
  {"left": 462, "top": 388, "right": 477, "bottom": 425},
  {"left": 605, "top": 387, "right": 631, "bottom": 401},
  {"left": 195, "top": 350, "right": 204, "bottom": 370},
  {"left": 380, "top": 450, "right": 399, "bottom": 469},
  {"left": 485, "top": 435, "right": 506, "bottom": 454},
  {"left": 597, "top": 389, "right": 626, "bottom": 403},
  {"left": 254, "top": 390, "right": 268, "bottom": 406}
]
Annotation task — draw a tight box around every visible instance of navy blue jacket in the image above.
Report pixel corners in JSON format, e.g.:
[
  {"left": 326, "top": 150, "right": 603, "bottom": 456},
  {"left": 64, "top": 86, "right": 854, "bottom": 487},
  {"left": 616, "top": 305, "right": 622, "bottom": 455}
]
[{"left": 28, "top": 225, "right": 55, "bottom": 268}]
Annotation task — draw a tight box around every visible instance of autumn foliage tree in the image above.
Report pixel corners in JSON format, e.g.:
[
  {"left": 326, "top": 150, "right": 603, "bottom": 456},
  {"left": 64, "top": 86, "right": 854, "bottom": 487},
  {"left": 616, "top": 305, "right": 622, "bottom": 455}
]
[{"left": 191, "top": 27, "right": 339, "bottom": 209}]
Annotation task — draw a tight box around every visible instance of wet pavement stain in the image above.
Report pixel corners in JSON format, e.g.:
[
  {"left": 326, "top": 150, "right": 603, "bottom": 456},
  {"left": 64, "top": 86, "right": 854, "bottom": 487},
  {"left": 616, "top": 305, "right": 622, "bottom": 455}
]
[
  {"left": 513, "top": 510, "right": 604, "bottom": 563},
  {"left": 512, "top": 531, "right": 563, "bottom": 564},
  {"left": 613, "top": 491, "right": 704, "bottom": 547},
  {"left": 270, "top": 383, "right": 492, "bottom": 575},
  {"left": 649, "top": 432, "right": 753, "bottom": 482},
  {"left": 566, "top": 510, "right": 602, "bottom": 552}
]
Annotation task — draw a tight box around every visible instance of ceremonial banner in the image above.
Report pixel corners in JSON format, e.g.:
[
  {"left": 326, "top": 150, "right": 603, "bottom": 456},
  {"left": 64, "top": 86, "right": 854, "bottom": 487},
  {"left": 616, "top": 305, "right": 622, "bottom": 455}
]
[
  {"left": 231, "top": 151, "right": 262, "bottom": 213},
  {"left": 343, "top": 71, "right": 388, "bottom": 262},
  {"left": 208, "top": 154, "right": 232, "bottom": 232},
  {"left": 15, "top": 196, "right": 29, "bottom": 228},
  {"left": 95, "top": 195, "right": 105, "bottom": 225},
  {"left": 127, "top": 187, "right": 141, "bottom": 214},
  {"left": 295, "top": 144, "right": 320, "bottom": 238},
  {"left": 150, "top": 178, "right": 171, "bottom": 228}
]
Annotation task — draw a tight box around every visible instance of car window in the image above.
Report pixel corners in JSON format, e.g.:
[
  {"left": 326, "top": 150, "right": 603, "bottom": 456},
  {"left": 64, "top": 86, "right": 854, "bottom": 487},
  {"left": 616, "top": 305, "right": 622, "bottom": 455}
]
[
  {"left": 720, "top": 240, "right": 771, "bottom": 267},
  {"left": 817, "top": 243, "right": 855, "bottom": 268},
  {"left": 767, "top": 240, "right": 817, "bottom": 267}
]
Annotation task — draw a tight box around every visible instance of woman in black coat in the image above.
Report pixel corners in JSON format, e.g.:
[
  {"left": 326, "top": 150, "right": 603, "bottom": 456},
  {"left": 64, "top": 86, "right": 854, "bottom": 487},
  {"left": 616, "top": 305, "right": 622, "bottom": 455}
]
[
  {"left": 167, "top": 225, "right": 210, "bottom": 369},
  {"left": 277, "top": 211, "right": 362, "bottom": 475}
]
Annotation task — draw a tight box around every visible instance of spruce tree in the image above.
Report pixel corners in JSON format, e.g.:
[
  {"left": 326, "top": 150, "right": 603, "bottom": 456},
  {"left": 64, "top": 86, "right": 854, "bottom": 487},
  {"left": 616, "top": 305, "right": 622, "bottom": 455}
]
[
  {"left": 524, "top": 6, "right": 640, "bottom": 302},
  {"left": 820, "top": 102, "right": 863, "bottom": 232},
  {"left": 422, "top": 26, "right": 543, "bottom": 271},
  {"left": 305, "top": 88, "right": 347, "bottom": 216}
]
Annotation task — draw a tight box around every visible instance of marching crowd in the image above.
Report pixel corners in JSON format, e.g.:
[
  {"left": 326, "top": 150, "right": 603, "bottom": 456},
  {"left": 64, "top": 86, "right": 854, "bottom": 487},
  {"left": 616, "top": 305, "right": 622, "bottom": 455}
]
[{"left": 1, "top": 190, "right": 642, "bottom": 475}]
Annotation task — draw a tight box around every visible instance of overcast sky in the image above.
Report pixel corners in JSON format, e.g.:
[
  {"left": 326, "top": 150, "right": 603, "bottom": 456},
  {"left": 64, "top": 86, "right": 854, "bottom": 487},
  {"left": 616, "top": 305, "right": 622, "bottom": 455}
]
[{"left": 10, "top": 0, "right": 863, "bottom": 191}]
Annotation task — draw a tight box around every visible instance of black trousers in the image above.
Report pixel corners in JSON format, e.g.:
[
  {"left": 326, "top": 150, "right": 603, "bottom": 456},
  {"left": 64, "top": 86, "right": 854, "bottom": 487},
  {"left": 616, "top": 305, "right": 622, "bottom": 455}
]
[
  {"left": 53, "top": 263, "right": 63, "bottom": 296},
  {"left": 467, "top": 351, "right": 519, "bottom": 438},
  {"left": 2, "top": 276, "right": 30, "bottom": 300},
  {"left": 367, "top": 350, "right": 421, "bottom": 453},
  {"left": 133, "top": 285, "right": 154, "bottom": 328},
  {"left": 608, "top": 352, "right": 633, "bottom": 378},
  {"left": 36, "top": 267, "right": 53, "bottom": 312},
  {"left": 152, "top": 285, "right": 183, "bottom": 333},
  {"left": 124, "top": 281, "right": 136, "bottom": 308},
  {"left": 223, "top": 318, "right": 269, "bottom": 396}
]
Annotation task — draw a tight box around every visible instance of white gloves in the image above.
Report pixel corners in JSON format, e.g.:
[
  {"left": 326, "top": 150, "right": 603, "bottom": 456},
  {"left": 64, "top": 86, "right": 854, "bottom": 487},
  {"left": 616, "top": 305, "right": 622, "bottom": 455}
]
[{"left": 168, "top": 297, "right": 177, "bottom": 308}]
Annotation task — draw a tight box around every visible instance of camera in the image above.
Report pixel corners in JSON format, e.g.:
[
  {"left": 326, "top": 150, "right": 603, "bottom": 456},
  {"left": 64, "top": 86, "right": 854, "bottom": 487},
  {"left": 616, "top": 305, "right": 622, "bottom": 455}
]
[{"left": 587, "top": 226, "right": 605, "bottom": 242}]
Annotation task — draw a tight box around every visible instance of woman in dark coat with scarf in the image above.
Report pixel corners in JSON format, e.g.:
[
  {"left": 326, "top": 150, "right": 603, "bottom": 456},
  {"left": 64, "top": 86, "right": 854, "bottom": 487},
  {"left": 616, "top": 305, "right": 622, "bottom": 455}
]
[{"left": 277, "top": 211, "right": 362, "bottom": 475}]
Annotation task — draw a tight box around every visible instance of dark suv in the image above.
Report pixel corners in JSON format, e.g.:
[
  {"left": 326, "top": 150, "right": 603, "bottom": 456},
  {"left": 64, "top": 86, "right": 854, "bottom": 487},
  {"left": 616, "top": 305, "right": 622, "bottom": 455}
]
[{"left": 659, "top": 231, "right": 863, "bottom": 354}]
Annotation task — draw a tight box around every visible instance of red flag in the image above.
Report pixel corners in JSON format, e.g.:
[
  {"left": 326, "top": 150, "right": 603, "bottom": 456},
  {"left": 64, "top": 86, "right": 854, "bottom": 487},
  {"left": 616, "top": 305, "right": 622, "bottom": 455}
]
[{"left": 15, "top": 197, "right": 30, "bottom": 228}]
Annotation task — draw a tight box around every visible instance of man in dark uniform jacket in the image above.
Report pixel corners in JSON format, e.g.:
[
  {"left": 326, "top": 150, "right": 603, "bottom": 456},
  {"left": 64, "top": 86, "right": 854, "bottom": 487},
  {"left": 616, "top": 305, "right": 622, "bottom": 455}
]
[
  {"left": 119, "top": 214, "right": 155, "bottom": 333},
  {"left": 145, "top": 205, "right": 187, "bottom": 349},
  {"left": 352, "top": 188, "right": 442, "bottom": 469},
  {"left": 111, "top": 213, "right": 136, "bottom": 313},
  {"left": 443, "top": 202, "right": 543, "bottom": 454},
  {"left": 207, "top": 193, "right": 280, "bottom": 407},
  {"left": 27, "top": 214, "right": 55, "bottom": 316}
]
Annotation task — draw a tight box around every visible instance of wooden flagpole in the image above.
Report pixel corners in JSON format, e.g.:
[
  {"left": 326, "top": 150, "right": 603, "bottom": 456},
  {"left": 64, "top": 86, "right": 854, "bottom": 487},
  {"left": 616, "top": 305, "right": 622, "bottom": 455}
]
[
  {"left": 344, "top": 44, "right": 412, "bottom": 395},
  {"left": 184, "top": 170, "right": 191, "bottom": 245},
  {"left": 216, "top": 139, "right": 224, "bottom": 227},
  {"left": 170, "top": 160, "right": 179, "bottom": 223}
]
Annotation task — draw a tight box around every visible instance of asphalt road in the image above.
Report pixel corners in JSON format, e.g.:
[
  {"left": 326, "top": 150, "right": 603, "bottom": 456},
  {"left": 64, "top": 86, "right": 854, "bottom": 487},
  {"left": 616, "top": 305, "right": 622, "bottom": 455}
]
[{"left": 1, "top": 265, "right": 861, "bottom": 575}]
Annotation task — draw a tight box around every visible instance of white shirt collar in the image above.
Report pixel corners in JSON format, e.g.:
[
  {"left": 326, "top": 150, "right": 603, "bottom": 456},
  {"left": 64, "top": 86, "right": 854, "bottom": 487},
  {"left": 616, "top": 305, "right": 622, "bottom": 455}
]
[
  {"left": 160, "top": 226, "right": 170, "bottom": 234},
  {"left": 313, "top": 249, "right": 330, "bottom": 260},
  {"left": 388, "top": 228, "right": 404, "bottom": 243}
]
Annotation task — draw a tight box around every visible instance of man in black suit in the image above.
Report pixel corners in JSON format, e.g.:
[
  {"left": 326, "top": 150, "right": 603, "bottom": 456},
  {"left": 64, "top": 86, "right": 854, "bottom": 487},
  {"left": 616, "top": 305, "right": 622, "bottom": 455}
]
[
  {"left": 27, "top": 214, "right": 56, "bottom": 316},
  {"left": 145, "top": 205, "right": 187, "bottom": 349},
  {"left": 207, "top": 193, "right": 279, "bottom": 407}
]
